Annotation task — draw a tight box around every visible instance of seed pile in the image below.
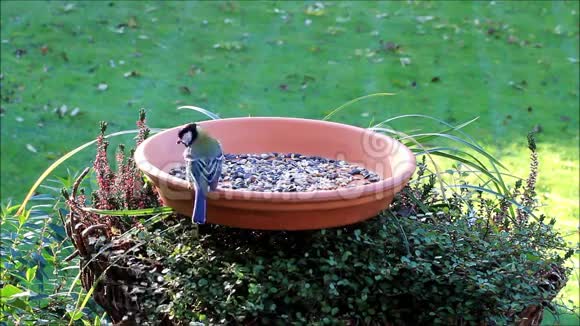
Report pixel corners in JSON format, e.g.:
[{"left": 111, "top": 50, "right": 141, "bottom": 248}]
[{"left": 169, "top": 153, "right": 381, "bottom": 192}]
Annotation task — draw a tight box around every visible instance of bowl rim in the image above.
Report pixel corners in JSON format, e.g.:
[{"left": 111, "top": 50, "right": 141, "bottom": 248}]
[{"left": 134, "top": 117, "right": 416, "bottom": 203}]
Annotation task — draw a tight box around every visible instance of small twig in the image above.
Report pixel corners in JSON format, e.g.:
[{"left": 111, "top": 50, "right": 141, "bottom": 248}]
[
  {"left": 72, "top": 167, "right": 91, "bottom": 198},
  {"left": 81, "top": 224, "right": 109, "bottom": 243},
  {"left": 64, "top": 250, "right": 80, "bottom": 262}
]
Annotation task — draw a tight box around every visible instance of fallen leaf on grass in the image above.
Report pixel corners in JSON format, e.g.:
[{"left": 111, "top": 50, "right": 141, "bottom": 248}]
[
  {"left": 213, "top": 41, "right": 244, "bottom": 51},
  {"left": 112, "top": 26, "right": 126, "bottom": 34},
  {"left": 26, "top": 144, "right": 37, "bottom": 153},
  {"left": 219, "top": 2, "right": 238, "bottom": 13},
  {"left": 305, "top": 3, "right": 325, "bottom": 16},
  {"left": 63, "top": 3, "right": 75, "bottom": 13},
  {"left": 179, "top": 86, "right": 192, "bottom": 95},
  {"left": 128, "top": 16, "right": 138, "bottom": 28},
  {"left": 189, "top": 65, "right": 203, "bottom": 76},
  {"left": 431, "top": 76, "right": 440, "bottom": 83},
  {"left": 354, "top": 48, "right": 377, "bottom": 59},
  {"left": 55, "top": 105, "right": 67, "bottom": 118},
  {"left": 507, "top": 35, "right": 518, "bottom": 44},
  {"left": 416, "top": 16, "right": 434, "bottom": 24},
  {"left": 97, "top": 83, "right": 108, "bottom": 91},
  {"left": 508, "top": 80, "right": 527, "bottom": 91},
  {"left": 326, "top": 26, "right": 345, "bottom": 35},
  {"left": 70, "top": 107, "right": 80, "bottom": 117},
  {"left": 123, "top": 71, "right": 140, "bottom": 78},
  {"left": 14, "top": 49, "right": 26, "bottom": 58},
  {"left": 145, "top": 6, "right": 157, "bottom": 13},
  {"left": 40, "top": 45, "right": 49, "bottom": 55},
  {"left": 380, "top": 40, "right": 400, "bottom": 52},
  {"left": 400, "top": 57, "right": 411, "bottom": 66}
]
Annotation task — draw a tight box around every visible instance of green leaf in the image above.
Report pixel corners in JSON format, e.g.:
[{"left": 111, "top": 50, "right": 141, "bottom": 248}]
[
  {"left": 68, "top": 311, "right": 84, "bottom": 321},
  {"left": 81, "top": 206, "right": 174, "bottom": 216},
  {"left": 25, "top": 265, "right": 38, "bottom": 283},
  {"left": 526, "top": 254, "right": 540, "bottom": 262},
  {"left": 17, "top": 210, "right": 28, "bottom": 226},
  {"left": 0, "top": 284, "right": 23, "bottom": 299},
  {"left": 5, "top": 298, "right": 31, "bottom": 311}
]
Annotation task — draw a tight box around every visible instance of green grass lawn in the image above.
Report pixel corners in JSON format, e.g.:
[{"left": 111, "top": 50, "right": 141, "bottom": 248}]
[{"left": 1, "top": 0, "right": 578, "bottom": 322}]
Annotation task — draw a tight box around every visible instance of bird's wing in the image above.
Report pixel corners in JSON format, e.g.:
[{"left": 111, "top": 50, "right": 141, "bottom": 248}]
[{"left": 191, "top": 156, "right": 223, "bottom": 192}]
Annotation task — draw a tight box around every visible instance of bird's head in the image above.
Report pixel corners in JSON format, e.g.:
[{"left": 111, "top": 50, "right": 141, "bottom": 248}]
[{"left": 177, "top": 123, "right": 198, "bottom": 147}]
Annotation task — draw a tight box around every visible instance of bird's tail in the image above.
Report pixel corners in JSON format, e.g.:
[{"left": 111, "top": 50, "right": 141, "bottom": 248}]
[{"left": 192, "top": 182, "right": 207, "bottom": 224}]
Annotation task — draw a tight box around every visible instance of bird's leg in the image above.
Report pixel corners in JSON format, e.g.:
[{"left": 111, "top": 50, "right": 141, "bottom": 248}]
[{"left": 192, "top": 224, "right": 199, "bottom": 239}]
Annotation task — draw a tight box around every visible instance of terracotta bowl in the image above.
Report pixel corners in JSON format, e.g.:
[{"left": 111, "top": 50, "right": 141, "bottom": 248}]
[{"left": 134, "top": 117, "right": 416, "bottom": 230}]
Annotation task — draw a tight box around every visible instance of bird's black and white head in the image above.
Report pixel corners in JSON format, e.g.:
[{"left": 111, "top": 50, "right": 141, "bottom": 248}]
[{"left": 177, "top": 123, "right": 198, "bottom": 147}]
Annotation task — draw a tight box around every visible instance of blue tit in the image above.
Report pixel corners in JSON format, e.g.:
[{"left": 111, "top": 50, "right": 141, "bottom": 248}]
[{"left": 177, "top": 123, "right": 223, "bottom": 224}]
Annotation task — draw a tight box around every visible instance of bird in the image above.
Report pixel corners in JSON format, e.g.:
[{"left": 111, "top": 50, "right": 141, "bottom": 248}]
[{"left": 176, "top": 123, "right": 223, "bottom": 224}]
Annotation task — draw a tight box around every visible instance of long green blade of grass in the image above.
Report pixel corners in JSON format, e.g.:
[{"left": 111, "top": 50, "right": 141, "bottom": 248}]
[
  {"left": 400, "top": 117, "right": 479, "bottom": 147},
  {"left": 415, "top": 147, "right": 505, "bottom": 194},
  {"left": 373, "top": 114, "right": 481, "bottom": 146},
  {"left": 400, "top": 132, "right": 508, "bottom": 170},
  {"left": 371, "top": 126, "right": 448, "bottom": 201},
  {"left": 323, "top": 92, "right": 395, "bottom": 121},
  {"left": 177, "top": 105, "right": 221, "bottom": 120},
  {"left": 82, "top": 207, "right": 175, "bottom": 216}
]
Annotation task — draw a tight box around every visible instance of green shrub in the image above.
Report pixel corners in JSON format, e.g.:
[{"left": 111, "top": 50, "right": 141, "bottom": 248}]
[
  {"left": 131, "top": 140, "right": 573, "bottom": 325},
  {"left": 141, "top": 189, "right": 571, "bottom": 324},
  {"left": 0, "top": 200, "right": 105, "bottom": 325}
]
